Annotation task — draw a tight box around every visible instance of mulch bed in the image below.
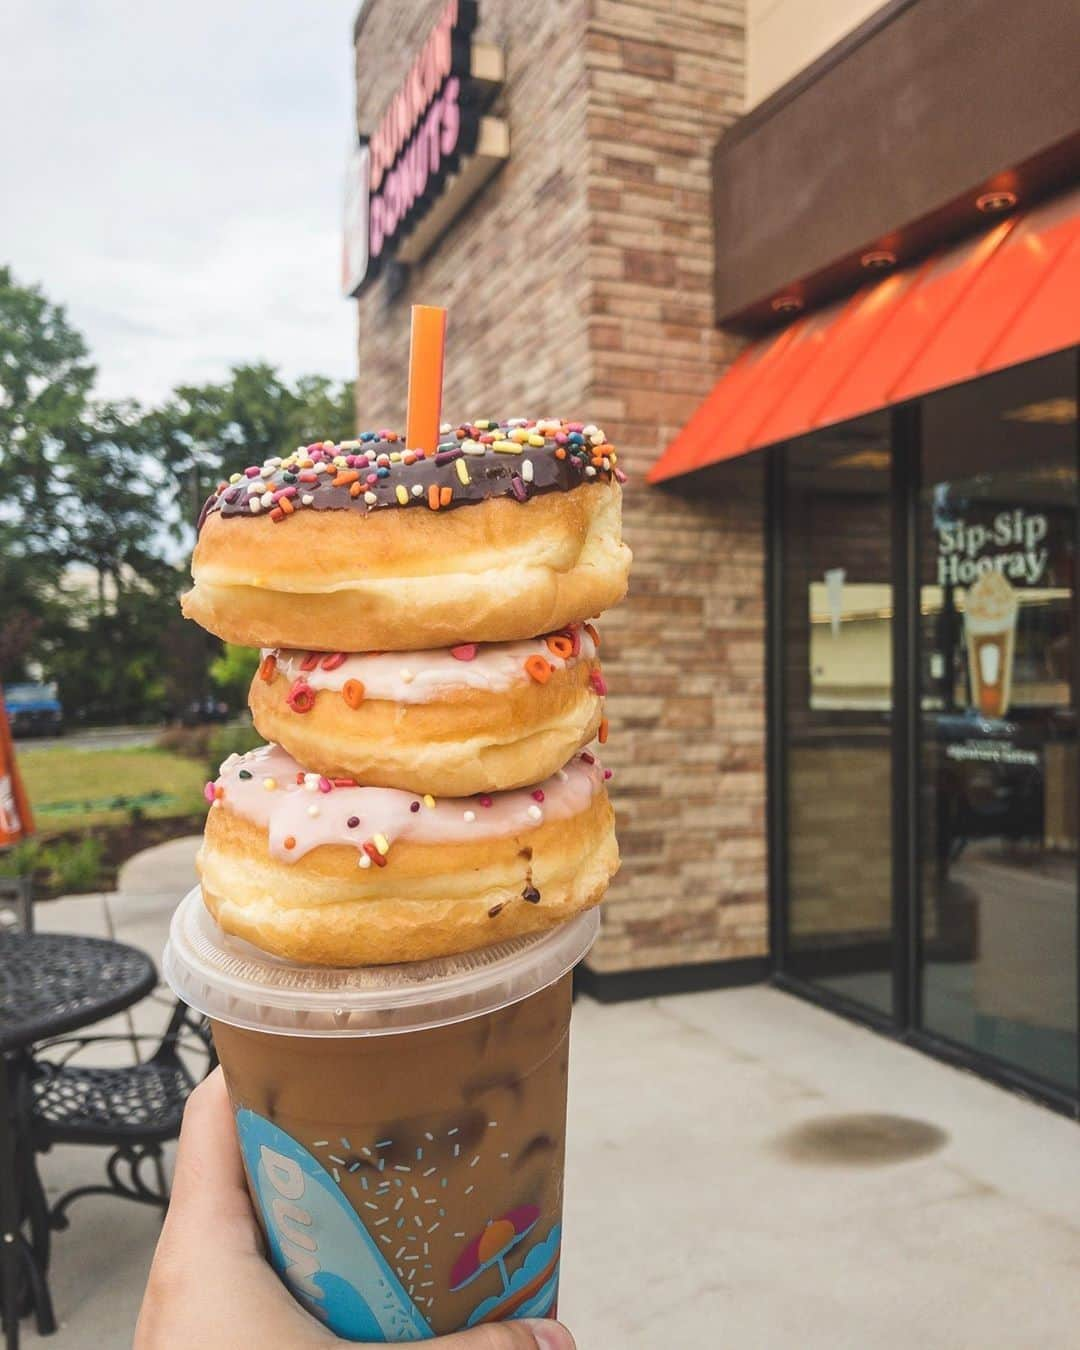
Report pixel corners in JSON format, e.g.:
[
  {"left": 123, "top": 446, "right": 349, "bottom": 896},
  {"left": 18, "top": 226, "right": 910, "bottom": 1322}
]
[{"left": 28, "top": 815, "right": 203, "bottom": 900}]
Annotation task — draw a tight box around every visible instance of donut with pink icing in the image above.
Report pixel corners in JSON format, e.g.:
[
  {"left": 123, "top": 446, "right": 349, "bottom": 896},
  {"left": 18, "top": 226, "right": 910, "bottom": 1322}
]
[
  {"left": 248, "top": 625, "right": 607, "bottom": 797},
  {"left": 198, "top": 743, "right": 618, "bottom": 965}
]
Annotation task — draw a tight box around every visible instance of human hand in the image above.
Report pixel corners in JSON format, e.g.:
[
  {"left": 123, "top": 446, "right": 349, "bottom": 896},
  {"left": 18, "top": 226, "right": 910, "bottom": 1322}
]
[{"left": 135, "top": 1069, "right": 575, "bottom": 1350}]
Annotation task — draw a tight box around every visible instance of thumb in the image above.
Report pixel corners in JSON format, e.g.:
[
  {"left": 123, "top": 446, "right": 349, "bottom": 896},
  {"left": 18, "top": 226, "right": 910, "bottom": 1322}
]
[
  {"left": 163, "top": 1066, "right": 260, "bottom": 1249},
  {"left": 427, "top": 1321, "right": 576, "bottom": 1350}
]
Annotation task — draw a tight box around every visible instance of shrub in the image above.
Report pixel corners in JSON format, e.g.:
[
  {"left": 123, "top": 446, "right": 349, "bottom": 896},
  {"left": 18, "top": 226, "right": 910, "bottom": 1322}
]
[
  {"left": 156, "top": 723, "right": 215, "bottom": 759},
  {"left": 44, "top": 835, "right": 105, "bottom": 893},
  {"left": 0, "top": 839, "right": 43, "bottom": 879},
  {"left": 206, "top": 718, "right": 262, "bottom": 777},
  {"left": 0, "top": 835, "right": 106, "bottom": 894}
]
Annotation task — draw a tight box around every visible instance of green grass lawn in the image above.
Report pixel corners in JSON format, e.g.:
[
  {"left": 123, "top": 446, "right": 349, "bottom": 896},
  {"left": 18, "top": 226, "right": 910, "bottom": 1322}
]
[{"left": 19, "top": 745, "right": 209, "bottom": 832}]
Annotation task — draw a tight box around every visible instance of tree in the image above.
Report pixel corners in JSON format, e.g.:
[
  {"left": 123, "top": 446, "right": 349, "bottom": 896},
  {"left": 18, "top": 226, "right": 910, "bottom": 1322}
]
[
  {"left": 30, "top": 401, "right": 186, "bottom": 722},
  {"left": 0, "top": 535, "right": 57, "bottom": 681},
  {"left": 285, "top": 374, "right": 356, "bottom": 448},
  {"left": 0, "top": 268, "right": 98, "bottom": 682},
  {"left": 0, "top": 266, "right": 96, "bottom": 543},
  {"left": 209, "top": 643, "right": 261, "bottom": 707},
  {"left": 51, "top": 403, "right": 171, "bottom": 608},
  {"left": 146, "top": 364, "right": 356, "bottom": 551},
  {"left": 0, "top": 267, "right": 357, "bottom": 722}
]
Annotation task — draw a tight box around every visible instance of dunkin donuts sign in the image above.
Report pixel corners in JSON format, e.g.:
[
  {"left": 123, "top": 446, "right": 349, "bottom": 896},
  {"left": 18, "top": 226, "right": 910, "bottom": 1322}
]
[{"left": 343, "top": 0, "right": 503, "bottom": 295}]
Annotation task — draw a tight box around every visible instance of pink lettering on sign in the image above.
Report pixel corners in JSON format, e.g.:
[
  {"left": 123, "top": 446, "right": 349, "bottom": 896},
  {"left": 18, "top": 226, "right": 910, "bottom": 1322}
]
[
  {"left": 369, "top": 77, "right": 462, "bottom": 262},
  {"left": 441, "top": 76, "right": 461, "bottom": 155},
  {"left": 369, "top": 0, "right": 458, "bottom": 193}
]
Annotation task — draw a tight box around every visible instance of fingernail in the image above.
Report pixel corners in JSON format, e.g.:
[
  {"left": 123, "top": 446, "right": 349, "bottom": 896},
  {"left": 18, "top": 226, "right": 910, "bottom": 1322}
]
[{"left": 519, "top": 1319, "right": 576, "bottom": 1350}]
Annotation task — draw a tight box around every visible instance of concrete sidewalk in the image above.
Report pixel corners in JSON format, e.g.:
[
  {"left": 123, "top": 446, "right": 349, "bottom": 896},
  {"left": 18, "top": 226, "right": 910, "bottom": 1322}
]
[{"left": 23, "top": 870, "right": 1080, "bottom": 1349}]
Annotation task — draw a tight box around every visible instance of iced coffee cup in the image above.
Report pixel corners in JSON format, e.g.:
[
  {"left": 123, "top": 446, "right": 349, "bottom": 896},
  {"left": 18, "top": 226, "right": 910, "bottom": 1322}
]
[
  {"left": 963, "top": 569, "right": 1019, "bottom": 718},
  {"left": 164, "top": 887, "right": 597, "bottom": 1342}
]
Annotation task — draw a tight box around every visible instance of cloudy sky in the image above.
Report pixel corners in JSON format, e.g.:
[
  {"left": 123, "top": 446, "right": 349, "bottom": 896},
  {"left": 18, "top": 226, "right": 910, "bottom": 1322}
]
[{"left": 1, "top": 0, "right": 360, "bottom": 405}]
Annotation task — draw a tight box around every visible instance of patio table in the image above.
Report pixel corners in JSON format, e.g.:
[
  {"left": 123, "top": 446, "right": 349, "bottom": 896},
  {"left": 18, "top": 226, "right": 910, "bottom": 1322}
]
[{"left": 0, "top": 932, "right": 157, "bottom": 1349}]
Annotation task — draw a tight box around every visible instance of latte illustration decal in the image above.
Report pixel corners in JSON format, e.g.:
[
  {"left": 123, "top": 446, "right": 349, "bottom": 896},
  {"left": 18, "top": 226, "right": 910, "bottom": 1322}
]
[
  {"left": 963, "top": 570, "right": 1019, "bottom": 719},
  {"left": 450, "top": 1210, "right": 561, "bottom": 1326}
]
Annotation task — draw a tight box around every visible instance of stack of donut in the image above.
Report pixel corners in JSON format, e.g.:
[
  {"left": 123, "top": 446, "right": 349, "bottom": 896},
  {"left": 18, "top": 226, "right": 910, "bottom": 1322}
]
[{"left": 183, "top": 417, "right": 631, "bottom": 965}]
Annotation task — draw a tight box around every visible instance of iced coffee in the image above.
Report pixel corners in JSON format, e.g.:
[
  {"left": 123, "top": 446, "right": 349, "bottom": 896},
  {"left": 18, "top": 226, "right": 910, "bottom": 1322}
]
[
  {"left": 964, "top": 569, "right": 1019, "bottom": 718},
  {"left": 164, "top": 888, "right": 595, "bottom": 1342}
]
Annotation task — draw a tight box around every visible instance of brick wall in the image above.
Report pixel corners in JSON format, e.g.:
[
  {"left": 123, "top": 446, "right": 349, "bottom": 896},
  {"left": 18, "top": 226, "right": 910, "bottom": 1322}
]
[
  {"left": 351, "top": 0, "right": 593, "bottom": 424},
  {"left": 353, "top": 0, "right": 765, "bottom": 973},
  {"left": 580, "top": 0, "right": 763, "bottom": 972}
]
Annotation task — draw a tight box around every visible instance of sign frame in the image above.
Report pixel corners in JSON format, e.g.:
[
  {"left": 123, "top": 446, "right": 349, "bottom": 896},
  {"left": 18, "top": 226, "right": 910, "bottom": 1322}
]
[{"left": 343, "top": 0, "right": 507, "bottom": 296}]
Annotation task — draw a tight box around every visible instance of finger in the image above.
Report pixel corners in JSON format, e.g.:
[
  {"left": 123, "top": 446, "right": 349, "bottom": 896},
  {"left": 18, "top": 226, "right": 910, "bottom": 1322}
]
[
  {"left": 165, "top": 1067, "right": 259, "bottom": 1246},
  {"left": 140, "top": 1069, "right": 348, "bottom": 1349},
  {"left": 430, "top": 1320, "right": 576, "bottom": 1350}
]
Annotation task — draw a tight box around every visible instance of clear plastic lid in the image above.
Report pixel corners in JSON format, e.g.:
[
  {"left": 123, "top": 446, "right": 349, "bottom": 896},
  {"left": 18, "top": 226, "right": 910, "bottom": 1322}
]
[{"left": 163, "top": 888, "right": 599, "bottom": 1038}]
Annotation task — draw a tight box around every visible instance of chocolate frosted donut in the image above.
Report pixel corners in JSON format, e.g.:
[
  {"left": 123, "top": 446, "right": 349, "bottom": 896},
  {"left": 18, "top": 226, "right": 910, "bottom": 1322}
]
[
  {"left": 198, "top": 743, "right": 618, "bottom": 965},
  {"left": 249, "top": 625, "right": 607, "bottom": 797},
  {"left": 181, "top": 419, "right": 631, "bottom": 651}
]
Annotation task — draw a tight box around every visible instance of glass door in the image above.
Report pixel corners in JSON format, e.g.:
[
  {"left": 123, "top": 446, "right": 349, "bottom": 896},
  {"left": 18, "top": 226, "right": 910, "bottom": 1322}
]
[
  {"left": 917, "top": 354, "right": 1078, "bottom": 1092},
  {"left": 780, "top": 415, "right": 895, "bottom": 1016}
]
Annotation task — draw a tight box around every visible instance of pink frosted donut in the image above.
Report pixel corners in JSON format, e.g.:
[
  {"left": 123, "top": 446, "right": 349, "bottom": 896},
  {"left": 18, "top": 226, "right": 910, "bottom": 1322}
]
[
  {"left": 199, "top": 743, "right": 618, "bottom": 965},
  {"left": 248, "top": 626, "right": 606, "bottom": 796}
]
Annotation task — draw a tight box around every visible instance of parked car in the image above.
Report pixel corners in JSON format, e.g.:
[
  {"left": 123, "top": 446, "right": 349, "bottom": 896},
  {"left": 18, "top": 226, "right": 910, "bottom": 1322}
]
[
  {"left": 180, "top": 696, "right": 231, "bottom": 726},
  {"left": 4, "top": 682, "right": 64, "bottom": 737}
]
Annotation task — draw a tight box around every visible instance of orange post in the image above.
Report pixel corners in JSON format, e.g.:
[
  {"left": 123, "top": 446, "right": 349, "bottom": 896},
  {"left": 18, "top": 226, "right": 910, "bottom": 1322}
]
[
  {"left": 405, "top": 304, "right": 447, "bottom": 454},
  {"left": 0, "top": 694, "right": 34, "bottom": 847}
]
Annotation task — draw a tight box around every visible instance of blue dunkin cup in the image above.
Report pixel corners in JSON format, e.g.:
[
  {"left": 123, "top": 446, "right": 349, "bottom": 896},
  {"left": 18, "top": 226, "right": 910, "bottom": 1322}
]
[{"left": 164, "top": 888, "right": 597, "bottom": 1341}]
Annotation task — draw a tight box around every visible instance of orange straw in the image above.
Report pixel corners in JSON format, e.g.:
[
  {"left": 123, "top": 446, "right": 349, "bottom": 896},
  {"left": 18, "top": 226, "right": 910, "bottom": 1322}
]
[{"left": 406, "top": 304, "right": 447, "bottom": 453}]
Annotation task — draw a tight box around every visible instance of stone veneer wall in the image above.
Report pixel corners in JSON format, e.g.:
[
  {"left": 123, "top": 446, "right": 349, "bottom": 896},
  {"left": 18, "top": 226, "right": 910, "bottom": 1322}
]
[{"left": 352, "top": 0, "right": 767, "bottom": 974}]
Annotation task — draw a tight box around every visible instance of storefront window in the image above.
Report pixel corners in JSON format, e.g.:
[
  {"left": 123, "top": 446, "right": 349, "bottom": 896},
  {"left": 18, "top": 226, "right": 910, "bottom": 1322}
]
[
  {"left": 781, "top": 415, "right": 894, "bottom": 1015},
  {"left": 773, "top": 350, "right": 1079, "bottom": 1101},
  {"left": 918, "top": 353, "right": 1078, "bottom": 1091}
]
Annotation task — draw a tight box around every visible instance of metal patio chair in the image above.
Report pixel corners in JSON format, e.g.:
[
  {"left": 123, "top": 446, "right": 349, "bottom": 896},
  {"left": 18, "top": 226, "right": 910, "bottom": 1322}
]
[
  {"left": 0, "top": 877, "right": 33, "bottom": 936},
  {"left": 28, "top": 995, "right": 216, "bottom": 1230}
]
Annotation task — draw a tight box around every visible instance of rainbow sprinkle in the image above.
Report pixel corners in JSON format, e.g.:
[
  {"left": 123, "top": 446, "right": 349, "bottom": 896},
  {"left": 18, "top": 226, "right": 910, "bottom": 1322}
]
[{"left": 198, "top": 419, "right": 625, "bottom": 529}]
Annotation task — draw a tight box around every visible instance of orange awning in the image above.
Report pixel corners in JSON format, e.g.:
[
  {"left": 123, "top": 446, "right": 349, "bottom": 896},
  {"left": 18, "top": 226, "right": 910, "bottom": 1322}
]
[{"left": 648, "top": 186, "right": 1080, "bottom": 484}]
